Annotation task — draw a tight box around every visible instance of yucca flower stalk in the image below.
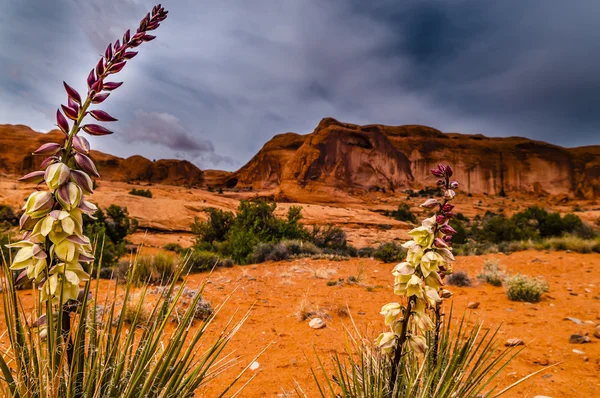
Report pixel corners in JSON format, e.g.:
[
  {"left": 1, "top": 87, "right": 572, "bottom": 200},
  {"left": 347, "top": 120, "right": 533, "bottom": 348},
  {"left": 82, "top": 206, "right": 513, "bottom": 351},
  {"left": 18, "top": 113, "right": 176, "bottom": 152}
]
[
  {"left": 7, "top": 2, "right": 167, "bottom": 369},
  {"left": 377, "top": 165, "right": 459, "bottom": 389}
]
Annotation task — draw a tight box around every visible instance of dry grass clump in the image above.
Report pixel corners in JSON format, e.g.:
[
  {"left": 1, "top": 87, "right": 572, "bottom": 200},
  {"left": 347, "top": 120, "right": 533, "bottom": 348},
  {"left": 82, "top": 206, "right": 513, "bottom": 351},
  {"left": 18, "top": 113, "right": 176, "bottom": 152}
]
[
  {"left": 313, "top": 267, "right": 337, "bottom": 279},
  {"left": 477, "top": 259, "right": 505, "bottom": 287},
  {"left": 122, "top": 292, "right": 152, "bottom": 326},
  {"left": 504, "top": 274, "right": 549, "bottom": 303},
  {"left": 295, "top": 294, "right": 330, "bottom": 322},
  {"left": 446, "top": 271, "right": 472, "bottom": 287}
]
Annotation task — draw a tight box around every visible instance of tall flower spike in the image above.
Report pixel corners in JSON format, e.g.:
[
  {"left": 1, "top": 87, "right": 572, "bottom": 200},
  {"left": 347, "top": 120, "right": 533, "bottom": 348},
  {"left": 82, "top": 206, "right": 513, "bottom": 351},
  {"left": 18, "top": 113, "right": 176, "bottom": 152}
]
[
  {"left": 379, "top": 163, "right": 459, "bottom": 389},
  {"left": 12, "top": 4, "right": 168, "bottom": 309}
]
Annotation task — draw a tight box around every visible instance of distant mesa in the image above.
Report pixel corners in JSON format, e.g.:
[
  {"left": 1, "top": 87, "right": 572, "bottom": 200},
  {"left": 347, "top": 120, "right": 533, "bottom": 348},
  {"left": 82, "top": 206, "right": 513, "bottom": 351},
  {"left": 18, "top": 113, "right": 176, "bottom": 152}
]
[
  {"left": 1, "top": 120, "right": 599, "bottom": 199},
  {"left": 0, "top": 124, "right": 203, "bottom": 186}
]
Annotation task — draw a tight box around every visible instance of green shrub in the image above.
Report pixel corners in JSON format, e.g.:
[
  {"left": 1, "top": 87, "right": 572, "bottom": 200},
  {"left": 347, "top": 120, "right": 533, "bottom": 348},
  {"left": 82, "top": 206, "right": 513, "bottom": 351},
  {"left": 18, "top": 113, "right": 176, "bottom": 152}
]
[
  {"left": 191, "top": 207, "right": 235, "bottom": 246},
  {"left": 249, "top": 242, "right": 275, "bottom": 263},
  {"left": 373, "top": 242, "right": 406, "bottom": 263},
  {"left": 163, "top": 242, "right": 184, "bottom": 253},
  {"left": 310, "top": 224, "right": 347, "bottom": 250},
  {"left": 390, "top": 203, "right": 417, "bottom": 224},
  {"left": 186, "top": 250, "right": 233, "bottom": 272},
  {"left": 118, "top": 253, "right": 178, "bottom": 286},
  {"left": 504, "top": 274, "right": 549, "bottom": 303},
  {"left": 0, "top": 204, "right": 18, "bottom": 226},
  {"left": 446, "top": 271, "right": 472, "bottom": 287},
  {"left": 357, "top": 247, "right": 375, "bottom": 258},
  {"left": 129, "top": 188, "right": 153, "bottom": 198},
  {"left": 477, "top": 259, "right": 505, "bottom": 286}
]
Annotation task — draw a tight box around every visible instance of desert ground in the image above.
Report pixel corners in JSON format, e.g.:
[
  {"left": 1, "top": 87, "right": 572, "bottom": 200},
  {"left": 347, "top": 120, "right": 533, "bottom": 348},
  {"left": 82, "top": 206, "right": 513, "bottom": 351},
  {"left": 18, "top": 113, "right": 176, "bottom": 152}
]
[{"left": 1, "top": 177, "right": 600, "bottom": 397}]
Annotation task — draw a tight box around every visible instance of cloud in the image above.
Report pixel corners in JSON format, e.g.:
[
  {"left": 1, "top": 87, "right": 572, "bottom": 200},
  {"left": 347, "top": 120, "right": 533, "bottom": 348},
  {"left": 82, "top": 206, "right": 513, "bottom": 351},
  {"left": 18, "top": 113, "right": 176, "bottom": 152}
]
[
  {"left": 124, "top": 110, "right": 214, "bottom": 157},
  {"left": 1, "top": 0, "right": 599, "bottom": 171}
]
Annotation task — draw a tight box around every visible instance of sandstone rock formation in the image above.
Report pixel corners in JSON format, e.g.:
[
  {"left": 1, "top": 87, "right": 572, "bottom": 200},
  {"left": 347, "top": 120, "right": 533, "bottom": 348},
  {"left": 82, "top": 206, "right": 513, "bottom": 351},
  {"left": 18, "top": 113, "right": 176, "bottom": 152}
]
[
  {"left": 0, "top": 124, "right": 203, "bottom": 186},
  {"left": 224, "top": 118, "right": 600, "bottom": 200}
]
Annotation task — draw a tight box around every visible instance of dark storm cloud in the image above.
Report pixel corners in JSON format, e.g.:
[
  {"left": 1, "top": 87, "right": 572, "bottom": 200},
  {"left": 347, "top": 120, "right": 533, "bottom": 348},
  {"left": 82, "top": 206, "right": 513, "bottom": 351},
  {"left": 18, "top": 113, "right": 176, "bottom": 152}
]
[{"left": 1, "top": 0, "right": 599, "bottom": 170}]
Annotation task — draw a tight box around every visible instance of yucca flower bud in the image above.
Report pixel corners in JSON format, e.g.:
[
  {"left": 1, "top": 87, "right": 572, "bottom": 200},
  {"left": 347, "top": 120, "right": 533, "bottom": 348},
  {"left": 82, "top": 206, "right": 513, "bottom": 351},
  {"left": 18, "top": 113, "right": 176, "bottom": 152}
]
[
  {"left": 449, "top": 181, "right": 459, "bottom": 189},
  {"left": 56, "top": 109, "right": 70, "bottom": 134},
  {"left": 441, "top": 203, "right": 454, "bottom": 212},
  {"left": 24, "top": 191, "right": 54, "bottom": 218},
  {"left": 444, "top": 165, "right": 453, "bottom": 178},
  {"left": 56, "top": 183, "right": 83, "bottom": 211},
  {"left": 45, "top": 163, "right": 71, "bottom": 190},
  {"left": 441, "top": 289, "right": 453, "bottom": 298},
  {"left": 380, "top": 303, "right": 403, "bottom": 326},
  {"left": 19, "top": 170, "right": 46, "bottom": 184},
  {"left": 70, "top": 170, "right": 94, "bottom": 193},
  {"left": 407, "top": 335, "right": 428, "bottom": 354},
  {"left": 420, "top": 198, "right": 439, "bottom": 209},
  {"left": 435, "top": 214, "right": 446, "bottom": 224},
  {"left": 376, "top": 332, "right": 397, "bottom": 356},
  {"left": 72, "top": 136, "right": 90, "bottom": 154},
  {"left": 440, "top": 224, "right": 456, "bottom": 235},
  {"left": 434, "top": 237, "right": 448, "bottom": 248},
  {"left": 444, "top": 189, "right": 456, "bottom": 200},
  {"left": 431, "top": 168, "right": 444, "bottom": 178},
  {"left": 74, "top": 153, "right": 99, "bottom": 177},
  {"left": 33, "top": 142, "right": 62, "bottom": 156}
]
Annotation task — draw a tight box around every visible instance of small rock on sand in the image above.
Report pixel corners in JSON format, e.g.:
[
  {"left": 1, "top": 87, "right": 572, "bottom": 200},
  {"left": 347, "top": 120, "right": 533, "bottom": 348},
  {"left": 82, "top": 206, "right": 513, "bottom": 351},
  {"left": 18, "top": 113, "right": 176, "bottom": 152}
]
[
  {"left": 504, "top": 338, "right": 524, "bottom": 347},
  {"left": 569, "top": 334, "right": 591, "bottom": 344},
  {"left": 309, "top": 318, "right": 326, "bottom": 329},
  {"left": 467, "top": 302, "right": 480, "bottom": 309}
]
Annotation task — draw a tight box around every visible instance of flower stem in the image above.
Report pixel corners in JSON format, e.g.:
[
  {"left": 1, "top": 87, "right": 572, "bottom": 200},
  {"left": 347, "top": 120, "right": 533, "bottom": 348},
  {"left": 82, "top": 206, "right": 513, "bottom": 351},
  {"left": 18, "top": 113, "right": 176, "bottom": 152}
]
[{"left": 389, "top": 297, "right": 414, "bottom": 391}]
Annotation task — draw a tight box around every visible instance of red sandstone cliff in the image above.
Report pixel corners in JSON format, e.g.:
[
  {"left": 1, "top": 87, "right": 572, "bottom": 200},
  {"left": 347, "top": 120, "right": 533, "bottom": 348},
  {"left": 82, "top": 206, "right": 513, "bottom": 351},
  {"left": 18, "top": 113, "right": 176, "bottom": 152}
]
[{"left": 0, "top": 124, "right": 203, "bottom": 186}]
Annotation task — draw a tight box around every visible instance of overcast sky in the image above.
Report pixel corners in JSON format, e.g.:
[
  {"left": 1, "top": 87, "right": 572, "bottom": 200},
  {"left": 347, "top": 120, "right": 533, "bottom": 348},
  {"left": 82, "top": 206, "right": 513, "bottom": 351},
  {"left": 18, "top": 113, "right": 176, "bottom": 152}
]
[{"left": 1, "top": 0, "right": 599, "bottom": 170}]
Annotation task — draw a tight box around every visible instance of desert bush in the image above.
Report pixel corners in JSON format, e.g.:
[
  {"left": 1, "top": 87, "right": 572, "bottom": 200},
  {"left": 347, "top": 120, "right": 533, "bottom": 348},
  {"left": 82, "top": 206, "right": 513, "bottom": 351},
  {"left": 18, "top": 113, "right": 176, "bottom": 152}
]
[
  {"left": 0, "top": 204, "right": 18, "bottom": 226},
  {"left": 389, "top": 202, "right": 418, "bottom": 224},
  {"left": 117, "top": 253, "right": 178, "bottom": 286},
  {"left": 163, "top": 242, "right": 184, "bottom": 253},
  {"left": 373, "top": 242, "right": 406, "bottom": 263},
  {"left": 310, "top": 224, "right": 347, "bottom": 250},
  {"left": 191, "top": 207, "right": 235, "bottom": 246},
  {"left": 446, "top": 271, "right": 472, "bottom": 287},
  {"left": 505, "top": 273, "right": 549, "bottom": 303},
  {"left": 357, "top": 247, "right": 375, "bottom": 258},
  {"left": 477, "top": 259, "right": 505, "bottom": 286},
  {"left": 129, "top": 188, "right": 153, "bottom": 198},
  {"left": 186, "top": 250, "right": 233, "bottom": 272}
]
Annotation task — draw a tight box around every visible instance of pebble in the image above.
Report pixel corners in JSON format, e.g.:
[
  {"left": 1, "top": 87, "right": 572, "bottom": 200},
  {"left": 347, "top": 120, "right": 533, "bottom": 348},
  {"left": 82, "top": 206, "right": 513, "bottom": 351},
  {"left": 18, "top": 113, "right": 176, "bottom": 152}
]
[
  {"left": 467, "top": 302, "right": 480, "bottom": 309},
  {"left": 504, "top": 338, "right": 524, "bottom": 347},
  {"left": 572, "top": 349, "right": 585, "bottom": 355},
  {"left": 594, "top": 325, "right": 600, "bottom": 339},
  {"left": 563, "top": 317, "right": 583, "bottom": 324},
  {"left": 309, "top": 318, "right": 326, "bottom": 329},
  {"left": 249, "top": 361, "right": 260, "bottom": 371},
  {"left": 569, "top": 334, "right": 591, "bottom": 344},
  {"left": 584, "top": 288, "right": 592, "bottom": 293}
]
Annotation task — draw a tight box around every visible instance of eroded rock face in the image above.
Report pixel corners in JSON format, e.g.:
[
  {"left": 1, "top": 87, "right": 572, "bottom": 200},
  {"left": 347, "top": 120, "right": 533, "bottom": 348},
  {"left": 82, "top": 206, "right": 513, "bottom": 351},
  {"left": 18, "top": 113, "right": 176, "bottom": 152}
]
[
  {"left": 226, "top": 118, "right": 600, "bottom": 199},
  {"left": 0, "top": 124, "right": 203, "bottom": 186},
  {"left": 278, "top": 118, "right": 414, "bottom": 201}
]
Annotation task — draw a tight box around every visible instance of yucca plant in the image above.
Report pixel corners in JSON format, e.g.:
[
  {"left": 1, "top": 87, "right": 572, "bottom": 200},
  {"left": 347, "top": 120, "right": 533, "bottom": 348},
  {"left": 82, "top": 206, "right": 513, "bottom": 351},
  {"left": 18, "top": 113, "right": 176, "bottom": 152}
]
[
  {"left": 309, "top": 166, "right": 542, "bottom": 397},
  {"left": 0, "top": 5, "right": 253, "bottom": 397},
  {"left": 309, "top": 311, "right": 533, "bottom": 398}
]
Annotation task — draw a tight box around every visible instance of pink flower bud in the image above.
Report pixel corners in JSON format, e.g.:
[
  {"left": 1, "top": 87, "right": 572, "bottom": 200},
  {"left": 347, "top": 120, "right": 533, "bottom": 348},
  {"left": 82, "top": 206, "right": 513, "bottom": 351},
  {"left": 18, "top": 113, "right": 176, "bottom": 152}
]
[
  {"left": 56, "top": 109, "right": 69, "bottom": 134},
  {"left": 420, "top": 198, "right": 439, "bottom": 209},
  {"left": 105, "top": 43, "right": 113, "bottom": 60},
  {"left": 123, "top": 51, "right": 138, "bottom": 60},
  {"left": 92, "top": 92, "right": 110, "bottom": 104},
  {"left": 67, "top": 97, "right": 79, "bottom": 114},
  {"left": 19, "top": 170, "right": 46, "bottom": 184},
  {"left": 40, "top": 156, "right": 58, "bottom": 169},
  {"left": 19, "top": 213, "right": 37, "bottom": 231},
  {"left": 108, "top": 61, "right": 127, "bottom": 74},
  {"left": 444, "top": 165, "right": 453, "bottom": 178},
  {"left": 436, "top": 179, "right": 445, "bottom": 186},
  {"left": 103, "top": 82, "right": 123, "bottom": 91},
  {"left": 449, "top": 181, "right": 459, "bottom": 189},
  {"left": 431, "top": 169, "right": 444, "bottom": 177},
  {"left": 74, "top": 153, "right": 100, "bottom": 177},
  {"left": 70, "top": 170, "right": 94, "bottom": 193},
  {"left": 87, "top": 69, "right": 97, "bottom": 89},
  {"left": 434, "top": 238, "right": 448, "bottom": 248},
  {"left": 442, "top": 203, "right": 454, "bottom": 212},
  {"left": 61, "top": 104, "right": 78, "bottom": 121},
  {"left": 82, "top": 124, "right": 113, "bottom": 136},
  {"left": 89, "top": 110, "right": 118, "bottom": 122},
  {"left": 440, "top": 224, "right": 456, "bottom": 235},
  {"left": 123, "top": 29, "right": 131, "bottom": 43},
  {"left": 63, "top": 81, "right": 81, "bottom": 105},
  {"left": 443, "top": 212, "right": 455, "bottom": 219},
  {"left": 435, "top": 214, "right": 446, "bottom": 224},
  {"left": 443, "top": 235, "right": 453, "bottom": 242},
  {"left": 79, "top": 200, "right": 98, "bottom": 216},
  {"left": 95, "top": 58, "right": 105, "bottom": 77},
  {"left": 72, "top": 136, "right": 90, "bottom": 154},
  {"left": 33, "top": 142, "right": 62, "bottom": 156}
]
